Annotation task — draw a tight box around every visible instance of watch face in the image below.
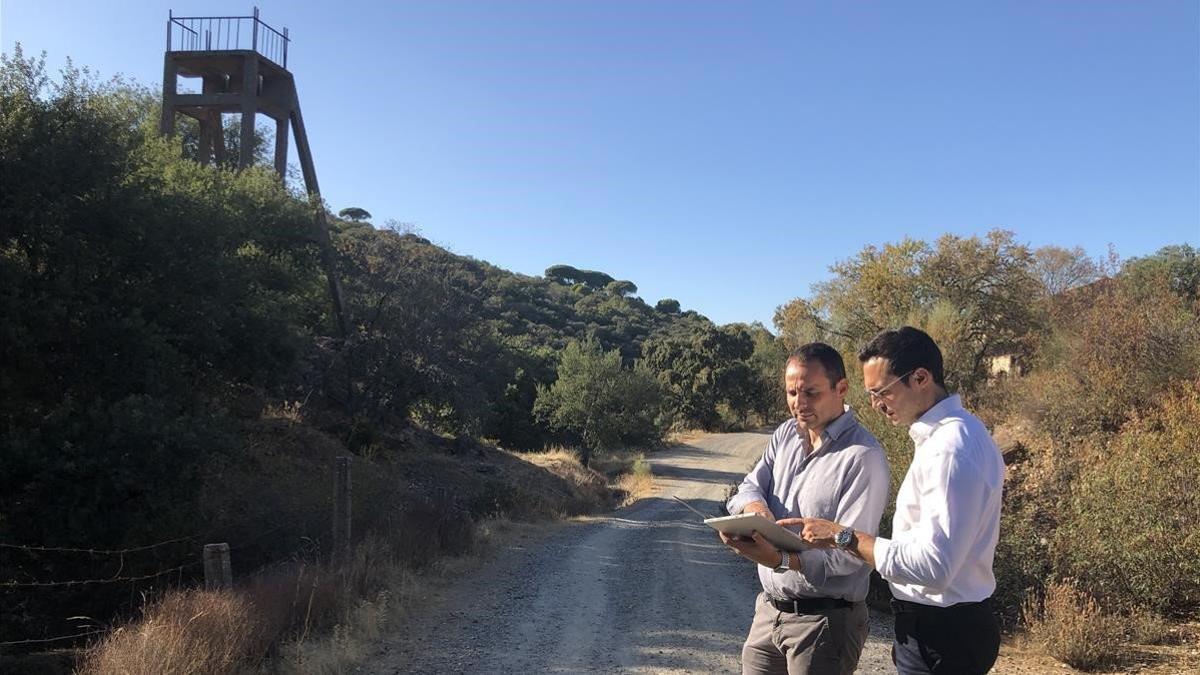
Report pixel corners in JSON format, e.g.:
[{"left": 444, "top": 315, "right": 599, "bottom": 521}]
[{"left": 836, "top": 529, "right": 853, "bottom": 547}]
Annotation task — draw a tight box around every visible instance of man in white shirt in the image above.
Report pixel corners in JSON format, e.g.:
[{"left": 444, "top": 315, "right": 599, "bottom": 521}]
[{"left": 788, "top": 327, "right": 1003, "bottom": 674}]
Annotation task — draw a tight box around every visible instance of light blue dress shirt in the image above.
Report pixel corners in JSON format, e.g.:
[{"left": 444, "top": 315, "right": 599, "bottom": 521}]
[{"left": 727, "top": 408, "right": 891, "bottom": 602}]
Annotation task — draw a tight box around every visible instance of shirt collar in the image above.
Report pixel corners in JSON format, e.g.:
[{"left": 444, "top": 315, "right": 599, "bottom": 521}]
[
  {"left": 908, "top": 394, "right": 963, "bottom": 446},
  {"left": 823, "top": 405, "right": 857, "bottom": 443},
  {"left": 796, "top": 406, "right": 857, "bottom": 458}
]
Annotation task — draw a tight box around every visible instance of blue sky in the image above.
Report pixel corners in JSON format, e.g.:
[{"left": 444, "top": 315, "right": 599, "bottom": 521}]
[{"left": 5, "top": 2, "right": 1198, "bottom": 327}]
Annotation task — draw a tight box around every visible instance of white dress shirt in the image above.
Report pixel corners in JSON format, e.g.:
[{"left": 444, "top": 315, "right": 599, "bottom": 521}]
[{"left": 872, "top": 394, "right": 1004, "bottom": 607}]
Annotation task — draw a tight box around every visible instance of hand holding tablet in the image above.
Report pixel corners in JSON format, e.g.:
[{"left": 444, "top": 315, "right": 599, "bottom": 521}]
[{"left": 703, "top": 513, "right": 811, "bottom": 552}]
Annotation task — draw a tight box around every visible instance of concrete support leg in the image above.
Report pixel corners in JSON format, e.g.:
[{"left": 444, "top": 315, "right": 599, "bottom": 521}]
[
  {"left": 159, "top": 58, "right": 178, "bottom": 136},
  {"left": 239, "top": 56, "right": 260, "bottom": 169},
  {"left": 274, "top": 116, "right": 289, "bottom": 177}
]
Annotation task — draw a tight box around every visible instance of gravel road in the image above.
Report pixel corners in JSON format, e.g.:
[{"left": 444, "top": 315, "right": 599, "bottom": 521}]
[{"left": 363, "top": 432, "right": 894, "bottom": 674}]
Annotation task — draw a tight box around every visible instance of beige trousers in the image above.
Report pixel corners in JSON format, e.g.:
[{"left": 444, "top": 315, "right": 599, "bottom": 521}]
[{"left": 741, "top": 592, "right": 868, "bottom": 675}]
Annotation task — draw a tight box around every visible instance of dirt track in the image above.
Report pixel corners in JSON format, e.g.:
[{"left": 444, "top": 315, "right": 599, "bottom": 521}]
[{"left": 362, "top": 432, "right": 894, "bottom": 674}]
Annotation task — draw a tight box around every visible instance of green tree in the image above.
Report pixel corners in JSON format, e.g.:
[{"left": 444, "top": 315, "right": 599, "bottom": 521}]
[
  {"left": 338, "top": 206, "right": 373, "bottom": 222},
  {"left": 543, "top": 264, "right": 615, "bottom": 289},
  {"left": 641, "top": 322, "right": 755, "bottom": 430},
  {"left": 176, "top": 114, "right": 272, "bottom": 170},
  {"left": 1122, "top": 244, "right": 1200, "bottom": 304},
  {"left": 744, "top": 323, "right": 789, "bottom": 423},
  {"left": 655, "top": 298, "right": 681, "bottom": 314},
  {"left": 605, "top": 279, "right": 638, "bottom": 297},
  {"left": 533, "top": 339, "right": 663, "bottom": 465}
]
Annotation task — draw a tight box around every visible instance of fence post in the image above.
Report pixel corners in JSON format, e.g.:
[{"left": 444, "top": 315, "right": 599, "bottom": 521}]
[
  {"left": 203, "top": 543, "right": 232, "bottom": 590},
  {"left": 333, "top": 456, "right": 352, "bottom": 557}
]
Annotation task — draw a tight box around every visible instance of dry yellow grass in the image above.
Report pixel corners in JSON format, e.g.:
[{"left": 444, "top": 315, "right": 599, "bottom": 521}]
[
  {"left": 613, "top": 455, "right": 655, "bottom": 506},
  {"left": 997, "top": 623, "right": 1200, "bottom": 675},
  {"left": 664, "top": 429, "right": 706, "bottom": 446},
  {"left": 514, "top": 446, "right": 612, "bottom": 508},
  {"left": 526, "top": 447, "right": 657, "bottom": 508},
  {"left": 79, "top": 590, "right": 264, "bottom": 675},
  {"left": 1022, "top": 582, "right": 1127, "bottom": 671}
]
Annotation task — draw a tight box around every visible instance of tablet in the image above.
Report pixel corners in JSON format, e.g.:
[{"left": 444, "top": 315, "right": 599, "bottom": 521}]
[{"left": 704, "top": 513, "right": 810, "bottom": 552}]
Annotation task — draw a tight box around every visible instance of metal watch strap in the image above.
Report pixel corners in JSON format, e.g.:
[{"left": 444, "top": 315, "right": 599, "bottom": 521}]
[{"left": 774, "top": 549, "right": 790, "bottom": 573}]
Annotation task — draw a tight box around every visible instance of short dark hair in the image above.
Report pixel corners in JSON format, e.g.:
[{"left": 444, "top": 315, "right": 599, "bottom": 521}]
[
  {"left": 788, "top": 342, "right": 847, "bottom": 386},
  {"left": 857, "top": 326, "right": 946, "bottom": 388}
]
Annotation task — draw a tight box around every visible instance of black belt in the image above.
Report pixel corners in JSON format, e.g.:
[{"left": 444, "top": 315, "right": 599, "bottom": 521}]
[
  {"left": 890, "top": 597, "right": 993, "bottom": 614},
  {"left": 769, "top": 596, "right": 854, "bottom": 613}
]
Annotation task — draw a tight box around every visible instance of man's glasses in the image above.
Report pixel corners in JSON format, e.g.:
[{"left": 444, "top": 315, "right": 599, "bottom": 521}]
[{"left": 866, "top": 369, "right": 915, "bottom": 401}]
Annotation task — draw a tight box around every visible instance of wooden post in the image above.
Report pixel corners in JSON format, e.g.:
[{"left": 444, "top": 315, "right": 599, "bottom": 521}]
[
  {"left": 203, "top": 543, "right": 232, "bottom": 590},
  {"left": 333, "top": 456, "right": 352, "bottom": 556}
]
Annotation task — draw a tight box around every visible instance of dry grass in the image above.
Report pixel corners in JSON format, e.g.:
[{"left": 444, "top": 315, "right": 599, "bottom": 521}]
[
  {"left": 1023, "top": 582, "right": 1128, "bottom": 671},
  {"left": 613, "top": 455, "right": 655, "bottom": 506},
  {"left": 80, "top": 537, "right": 425, "bottom": 675},
  {"left": 664, "top": 429, "right": 706, "bottom": 446},
  {"left": 277, "top": 579, "right": 404, "bottom": 674},
  {"left": 262, "top": 399, "right": 305, "bottom": 422},
  {"left": 514, "top": 446, "right": 612, "bottom": 508},
  {"left": 78, "top": 590, "right": 265, "bottom": 675},
  {"left": 1126, "top": 608, "right": 1177, "bottom": 646},
  {"left": 998, "top": 622, "right": 1200, "bottom": 675}
]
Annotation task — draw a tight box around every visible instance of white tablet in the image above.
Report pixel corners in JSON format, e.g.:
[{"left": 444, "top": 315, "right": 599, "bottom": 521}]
[{"left": 704, "top": 513, "right": 811, "bottom": 552}]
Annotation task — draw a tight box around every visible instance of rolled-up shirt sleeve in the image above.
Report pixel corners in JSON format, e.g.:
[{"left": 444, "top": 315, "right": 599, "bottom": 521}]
[
  {"left": 797, "top": 447, "right": 890, "bottom": 587},
  {"left": 876, "top": 429, "right": 994, "bottom": 590},
  {"left": 726, "top": 432, "right": 780, "bottom": 515}
]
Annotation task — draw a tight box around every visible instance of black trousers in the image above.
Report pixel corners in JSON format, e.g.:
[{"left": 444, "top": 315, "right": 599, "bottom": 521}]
[{"left": 891, "top": 597, "right": 1000, "bottom": 675}]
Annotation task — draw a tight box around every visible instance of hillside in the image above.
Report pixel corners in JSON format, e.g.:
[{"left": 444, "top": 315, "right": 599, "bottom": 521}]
[{"left": 0, "top": 49, "right": 781, "bottom": 654}]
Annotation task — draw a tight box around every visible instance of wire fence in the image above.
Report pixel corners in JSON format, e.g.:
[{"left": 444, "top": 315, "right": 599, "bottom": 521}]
[
  {"left": 0, "top": 535, "right": 195, "bottom": 556},
  {"left": 1, "top": 456, "right": 354, "bottom": 651},
  {"left": 0, "top": 629, "right": 108, "bottom": 647},
  {"left": 0, "top": 561, "right": 203, "bottom": 589}
]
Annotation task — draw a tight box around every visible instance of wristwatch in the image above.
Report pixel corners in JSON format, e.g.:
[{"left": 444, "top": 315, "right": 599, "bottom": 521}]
[
  {"left": 773, "top": 549, "right": 790, "bottom": 573},
  {"left": 834, "top": 527, "right": 856, "bottom": 550}
]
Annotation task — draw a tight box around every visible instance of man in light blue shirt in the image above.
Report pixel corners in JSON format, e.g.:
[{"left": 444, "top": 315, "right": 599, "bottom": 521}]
[{"left": 723, "top": 342, "right": 891, "bottom": 675}]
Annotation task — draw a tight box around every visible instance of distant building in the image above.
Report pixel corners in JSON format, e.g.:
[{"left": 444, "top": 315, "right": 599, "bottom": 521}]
[{"left": 987, "top": 352, "right": 1023, "bottom": 380}]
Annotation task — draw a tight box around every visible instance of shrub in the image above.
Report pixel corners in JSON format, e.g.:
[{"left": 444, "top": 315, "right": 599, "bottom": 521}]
[
  {"left": 1055, "top": 381, "right": 1200, "bottom": 615},
  {"left": 1023, "top": 582, "right": 1127, "bottom": 671},
  {"left": 1125, "top": 608, "right": 1176, "bottom": 646},
  {"left": 992, "top": 504, "right": 1054, "bottom": 628},
  {"left": 1023, "top": 274, "right": 1200, "bottom": 436}
]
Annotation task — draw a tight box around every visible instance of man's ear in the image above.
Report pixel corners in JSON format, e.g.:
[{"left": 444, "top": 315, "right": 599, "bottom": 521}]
[
  {"left": 835, "top": 377, "right": 849, "bottom": 397},
  {"left": 911, "top": 368, "right": 929, "bottom": 388}
]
